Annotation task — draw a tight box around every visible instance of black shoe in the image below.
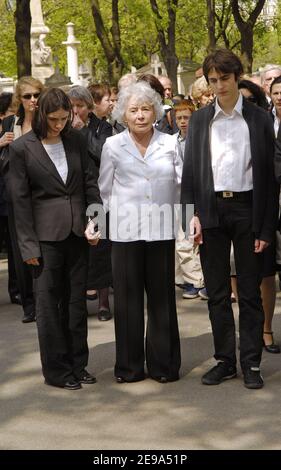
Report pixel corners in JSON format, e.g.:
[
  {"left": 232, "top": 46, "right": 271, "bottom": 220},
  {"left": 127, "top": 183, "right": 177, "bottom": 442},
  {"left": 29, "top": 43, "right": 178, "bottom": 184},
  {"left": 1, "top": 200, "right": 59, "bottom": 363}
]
[
  {"left": 45, "top": 379, "right": 82, "bottom": 390},
  {"left": 263, "top": 332, "right": 280, "bottom": 354},
  {"left": 202, "top": 362, "right": 237, "bottom": 385},
  {"left": 10, "top": 293, "right": 22, "bottom": 305},
  {"left": 98, "top": 309, "right": 112, "bottom": 321},
  {"left": 152, "top": 375, "right": 179, "bottom": 383},
  {"left": 243, "top": 367, "right": 264, "bottom": 389},
  {"left": 115, "top": 375, "right": 145, "bottom": 383},
  {"left": 76, "top": 370, "right": 96, "bottom": 384},
  {"left": 116, "top": 376, "right": 126, "bottom": 383},
  {"left": 22, "top": 312, "right": 36, "bottom": 323}
]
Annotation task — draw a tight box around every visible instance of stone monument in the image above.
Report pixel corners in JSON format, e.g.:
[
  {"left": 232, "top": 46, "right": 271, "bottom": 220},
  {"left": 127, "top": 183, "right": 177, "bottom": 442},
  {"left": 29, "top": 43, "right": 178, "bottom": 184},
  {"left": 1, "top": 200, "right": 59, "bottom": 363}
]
[
  {"left": 62, "top": 23, "right": 81, "bottom": 85},
  {"left": 30, "top": 0, "right": 54, "bottom": 83}
]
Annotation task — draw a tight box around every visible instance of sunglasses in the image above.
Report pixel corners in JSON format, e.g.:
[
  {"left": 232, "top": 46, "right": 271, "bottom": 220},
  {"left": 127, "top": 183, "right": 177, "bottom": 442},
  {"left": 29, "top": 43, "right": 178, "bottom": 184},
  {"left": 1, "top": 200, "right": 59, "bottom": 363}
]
[{"left": 22, "top": 93, "right": 40, "bottom": 100}]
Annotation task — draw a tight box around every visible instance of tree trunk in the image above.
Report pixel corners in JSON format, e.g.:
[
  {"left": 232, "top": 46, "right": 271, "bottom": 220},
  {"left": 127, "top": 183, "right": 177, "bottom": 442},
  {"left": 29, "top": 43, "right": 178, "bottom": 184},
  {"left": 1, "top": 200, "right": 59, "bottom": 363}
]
[
  {"left": 150, "top": 0, "right": 179, "bottom": 94},
  {"left": 206, "top": 0, "right": 216, "bottom": 52},
  {"left": 231, "top": 0, "right": 266, "bottom": 73},
  {"left": 14, "top": 0, "right": 31, "bottom": 78},
  {"left": 90, "top": 0, "right": 124, "bottom": 84}
]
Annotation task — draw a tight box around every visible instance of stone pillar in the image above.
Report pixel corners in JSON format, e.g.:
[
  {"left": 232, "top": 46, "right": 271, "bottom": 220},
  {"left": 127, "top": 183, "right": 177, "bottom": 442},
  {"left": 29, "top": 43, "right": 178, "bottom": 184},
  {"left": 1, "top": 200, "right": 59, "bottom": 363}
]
[
  {"left": 30, "top": 0, "right": 54, "bottom": 82},
  {"left": 177, "top": 64, "right": 185, "bottom": 95},
  {"left": 62, "top": 23, "right": 81, "bottom": 85}
]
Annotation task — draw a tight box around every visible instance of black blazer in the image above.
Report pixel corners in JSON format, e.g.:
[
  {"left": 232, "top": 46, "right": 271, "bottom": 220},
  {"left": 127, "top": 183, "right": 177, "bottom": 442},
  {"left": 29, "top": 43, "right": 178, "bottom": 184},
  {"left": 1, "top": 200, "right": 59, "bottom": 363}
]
[
  {"left": 181, "top": 98, "right": 278, "bottom": 243},
  {"left": 9, "top": 129, "right": 102, "bottom": 262}
]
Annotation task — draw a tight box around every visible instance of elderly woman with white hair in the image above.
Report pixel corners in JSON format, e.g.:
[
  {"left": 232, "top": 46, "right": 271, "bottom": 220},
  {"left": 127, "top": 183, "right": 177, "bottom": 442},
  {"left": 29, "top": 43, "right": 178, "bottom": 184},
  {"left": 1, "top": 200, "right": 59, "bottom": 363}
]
[{"left": 99, "top": 81, "right": 181, "bottom": 383}]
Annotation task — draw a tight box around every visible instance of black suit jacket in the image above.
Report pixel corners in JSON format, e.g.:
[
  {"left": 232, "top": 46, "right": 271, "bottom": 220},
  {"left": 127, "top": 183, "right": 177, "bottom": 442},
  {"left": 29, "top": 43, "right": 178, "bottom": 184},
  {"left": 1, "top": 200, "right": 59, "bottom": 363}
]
[
  {"left": 9, "top": 129, "right": 102, "bottom": 261},
  {"left": 181, "top": 98, "right": 278, "bottom": 243}
]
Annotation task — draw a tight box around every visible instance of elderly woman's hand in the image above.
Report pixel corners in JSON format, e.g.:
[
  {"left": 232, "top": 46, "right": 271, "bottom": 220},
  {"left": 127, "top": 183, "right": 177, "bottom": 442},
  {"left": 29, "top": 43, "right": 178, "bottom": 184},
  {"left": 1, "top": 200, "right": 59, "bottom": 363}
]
[{"left": 0, "top": 132, "right": 14, "bottom": 147}]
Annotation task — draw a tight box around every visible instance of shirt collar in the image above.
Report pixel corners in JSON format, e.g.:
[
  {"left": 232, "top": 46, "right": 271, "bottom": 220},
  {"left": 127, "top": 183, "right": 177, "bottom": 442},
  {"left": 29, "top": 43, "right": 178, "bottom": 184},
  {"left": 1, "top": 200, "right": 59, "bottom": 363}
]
[{"left": 213, "top": 92, "right": 243, "bottom": 119}]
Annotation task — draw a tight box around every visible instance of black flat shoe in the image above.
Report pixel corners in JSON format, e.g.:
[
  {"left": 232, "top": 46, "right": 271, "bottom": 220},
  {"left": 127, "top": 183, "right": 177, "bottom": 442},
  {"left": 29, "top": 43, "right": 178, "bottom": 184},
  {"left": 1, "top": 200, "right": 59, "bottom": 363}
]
[
  {"left": 22, "top": 312, "right": 36, "bottom": 323},
  {"left": 76, "top": 370, "right": 97, "bottom": 384},
  {"left": 98, "top": 309, "right": 112, "bottom": 321},
  {"left": 116, "top": 376, "right": 126, "bottom": 383},
  {"left": 263, "top": 331, "right": 281, "bottom": 354},
  {"left": 152, "top": 375, "right": 179, "bottom": 383}
]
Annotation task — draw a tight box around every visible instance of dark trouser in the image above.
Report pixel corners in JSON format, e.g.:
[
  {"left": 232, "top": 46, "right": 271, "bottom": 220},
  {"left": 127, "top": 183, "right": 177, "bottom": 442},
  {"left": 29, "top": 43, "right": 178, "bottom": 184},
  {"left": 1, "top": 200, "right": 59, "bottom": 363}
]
[
  {"left": 0, "top": 215, "right": 18, "bottom": 297},
  {"left": 31, "top": 233, "right": 89, "bottom": 385},
  {"left": 199, "top": 198, "right": 264, "bottom": 372},
  {"left": 7, "top": 204, "right": 35, "bottom": 316},
  {"left": 112, "top": 240, "right": 181, "bottom": 381}
]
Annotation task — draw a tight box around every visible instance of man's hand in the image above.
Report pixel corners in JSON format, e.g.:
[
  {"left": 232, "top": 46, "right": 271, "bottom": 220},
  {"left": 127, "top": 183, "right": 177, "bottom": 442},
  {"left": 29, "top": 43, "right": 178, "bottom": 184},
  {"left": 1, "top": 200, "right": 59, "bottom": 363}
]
[
  {"left": 254, "top": 239, "right": 269, "bottom": 253},
  {"left": 189, "top": 215, "right": 203, "bottom": 245},
  {"left": 25, "top": 257, "right": 40, "bottom": 265}
]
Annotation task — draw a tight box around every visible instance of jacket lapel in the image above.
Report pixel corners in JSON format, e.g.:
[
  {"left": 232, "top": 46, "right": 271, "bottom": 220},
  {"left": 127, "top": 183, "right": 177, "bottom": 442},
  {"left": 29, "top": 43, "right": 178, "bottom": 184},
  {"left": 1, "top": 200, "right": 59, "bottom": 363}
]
[{"left": 25, "top": 131, "right": 67, "bottom": 186}]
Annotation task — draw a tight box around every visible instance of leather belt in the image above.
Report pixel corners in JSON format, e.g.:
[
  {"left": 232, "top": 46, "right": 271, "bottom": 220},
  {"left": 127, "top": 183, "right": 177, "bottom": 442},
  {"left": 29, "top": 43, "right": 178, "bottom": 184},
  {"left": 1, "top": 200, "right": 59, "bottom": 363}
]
[{"left": 215, "top": 190, "right": 253, "bottom": 201}]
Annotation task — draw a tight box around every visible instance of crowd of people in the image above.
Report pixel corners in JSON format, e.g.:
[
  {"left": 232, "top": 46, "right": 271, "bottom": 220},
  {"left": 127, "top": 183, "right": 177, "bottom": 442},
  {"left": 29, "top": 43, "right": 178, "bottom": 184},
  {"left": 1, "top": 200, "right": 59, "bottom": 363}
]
[{"left": 0, "top": 48, "right": 280, "bottom": 391}]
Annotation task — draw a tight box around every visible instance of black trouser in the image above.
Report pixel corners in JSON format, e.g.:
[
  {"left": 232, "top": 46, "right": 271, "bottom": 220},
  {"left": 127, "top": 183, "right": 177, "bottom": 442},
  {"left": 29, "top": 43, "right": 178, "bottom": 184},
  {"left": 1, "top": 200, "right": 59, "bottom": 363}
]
[
  {"left": 112, "top": 240, "right": 181, "bottom": 381},
  {"left": 0, "top": 215, "right": 18, "bottom": 297},
  {"left": 31, "top": 233, "right": 89, "bottom": 385},
  {"left": 199, "top": 197, "right": 264, "bottom": 372},
  {"left": 7, "top": 204, "right": 35, "bottom": 316}
]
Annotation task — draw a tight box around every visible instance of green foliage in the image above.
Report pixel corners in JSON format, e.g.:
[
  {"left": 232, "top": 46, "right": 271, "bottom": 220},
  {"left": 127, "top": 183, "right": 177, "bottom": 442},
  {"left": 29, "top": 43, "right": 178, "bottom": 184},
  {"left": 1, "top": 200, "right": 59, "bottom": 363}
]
[
  {"left": 0, "top": 0, "right": 281, "bottom": 80},
  {"left": 0, "top": 0, "right": 17, "bottom": 77}
]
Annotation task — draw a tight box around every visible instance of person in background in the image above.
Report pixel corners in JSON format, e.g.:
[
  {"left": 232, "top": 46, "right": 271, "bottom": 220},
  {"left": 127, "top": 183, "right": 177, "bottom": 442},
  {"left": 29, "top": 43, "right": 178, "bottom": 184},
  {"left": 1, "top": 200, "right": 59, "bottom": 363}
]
[
  {"left": 86, "top": 83, "right": 113, "bottom": 321},
  {"left": 261, "top": 64, "right": 281, "bottom": 100},
  {"left": 9, "top": 87, "right": 102, "bottom": 390},
  {"left": 0, "top": 77, "right": 44, "bottom": 323},
  {"left": 99, "top": 81, "right": 181, "bottom": 383},
  {"left": 108, "top": 86, "right": 124, "bottom": 135},
  {"left": 191, "top": 76, "right": 214, "bottom": 109},
  {"left": 0, "top": 92, "right": 19, "bottom": 305},
  {"left": 158, "top": 76, "right": 173, "bottom": 100},
  {"left": 173, "top": 99, "right": 206, "bottom": 300}
]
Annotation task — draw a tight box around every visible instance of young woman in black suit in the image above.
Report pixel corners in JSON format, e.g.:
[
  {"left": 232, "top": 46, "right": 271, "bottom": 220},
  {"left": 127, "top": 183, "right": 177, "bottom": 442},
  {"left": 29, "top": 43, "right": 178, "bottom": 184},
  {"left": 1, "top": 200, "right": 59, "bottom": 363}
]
[{"left": 9, "top": 88, "right": 102, "bottom": 390}]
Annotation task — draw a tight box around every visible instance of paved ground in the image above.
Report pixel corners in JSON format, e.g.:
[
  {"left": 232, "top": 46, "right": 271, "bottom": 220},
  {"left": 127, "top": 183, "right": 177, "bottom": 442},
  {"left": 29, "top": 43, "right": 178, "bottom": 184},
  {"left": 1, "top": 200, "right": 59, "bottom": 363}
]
[{"left": 0, "top": 258, "right": 280, "bottom": 450}]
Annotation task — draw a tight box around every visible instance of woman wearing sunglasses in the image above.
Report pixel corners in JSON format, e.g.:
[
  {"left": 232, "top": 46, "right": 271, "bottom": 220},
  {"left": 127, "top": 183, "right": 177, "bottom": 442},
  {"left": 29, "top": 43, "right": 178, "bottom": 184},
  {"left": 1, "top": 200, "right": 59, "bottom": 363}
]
[{"left": 0, "top": 76, "right": 44, "bottom": 323}]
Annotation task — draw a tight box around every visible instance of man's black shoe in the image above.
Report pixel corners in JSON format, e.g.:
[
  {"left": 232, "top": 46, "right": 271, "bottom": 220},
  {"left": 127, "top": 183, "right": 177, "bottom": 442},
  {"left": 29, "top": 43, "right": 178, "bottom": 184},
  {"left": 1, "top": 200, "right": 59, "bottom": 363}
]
[
  {"left": 76, "top": 370, "right": 96, "bottom": 384},
  {"left": 10, "top": 293, "right": 22, "bottom": 305},
  {"left": 243, "top": 367, "right": 264, "bottom": 389},
  {"left": 22, "top": 312, "right": 36, "bottom": 323},
  {"left": 202, "top": 362, "right": 237, "bottom": 385}
]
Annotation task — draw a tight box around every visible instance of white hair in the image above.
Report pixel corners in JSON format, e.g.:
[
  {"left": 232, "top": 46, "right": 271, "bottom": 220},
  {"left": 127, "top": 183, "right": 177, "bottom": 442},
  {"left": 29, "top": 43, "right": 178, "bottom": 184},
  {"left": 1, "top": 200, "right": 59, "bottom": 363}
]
[{"left": 112, "top": 81, "right": 164, "bottom": 126}]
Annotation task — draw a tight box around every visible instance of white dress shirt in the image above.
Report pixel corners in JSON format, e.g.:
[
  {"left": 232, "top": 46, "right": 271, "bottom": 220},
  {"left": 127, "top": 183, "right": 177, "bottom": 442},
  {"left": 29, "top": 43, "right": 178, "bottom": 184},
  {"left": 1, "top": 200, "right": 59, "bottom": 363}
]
[
  {"left": 272, "top": 106, "right": 280, "bottom": 138},
  {"left": 43, "top": 140, "right": 68, "bottom": 184},
  {"left": 98, "top": 128, "right": 181, "bottom": 242},
  {"left": 210, "top": 93, "right": 253, "bottom": 192}
]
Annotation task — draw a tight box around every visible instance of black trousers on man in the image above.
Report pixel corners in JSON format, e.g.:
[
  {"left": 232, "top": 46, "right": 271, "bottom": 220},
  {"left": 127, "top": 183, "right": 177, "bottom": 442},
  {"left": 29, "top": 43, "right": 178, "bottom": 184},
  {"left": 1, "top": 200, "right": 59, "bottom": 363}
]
[
  {"left": 199, "top": 196, "right": 264, "bottom": 372},
  {"left": 112, "top": 240, "right": 181, "bottom": 382},
  {"left": 32, "top": 233, "right": 89, "bottom": 386}
]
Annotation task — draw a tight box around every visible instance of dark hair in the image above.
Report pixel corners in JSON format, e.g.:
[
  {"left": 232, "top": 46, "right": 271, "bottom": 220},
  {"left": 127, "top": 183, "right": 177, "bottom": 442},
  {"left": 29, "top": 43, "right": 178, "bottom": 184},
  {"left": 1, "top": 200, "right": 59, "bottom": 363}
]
[
  {"left": 32, "top": 87, "right": 72, "bottom": 139},
  {"left": 88, "top": 83, "right": 111, "bottom": 103},
  {"left": 270, "top": 75, "right": 281, "bottom": 94},
  {"left": 203, "top": 48, "right": 243, "bottom": 83},
  {"left": 238, "top": 79, "right": 268, "bottom": 110},
  {"left": 137, "top": 74, "right": 165, "bottom": 100},
  {"left": 0, "top": 92, "right": 13, "bottom": 115}
]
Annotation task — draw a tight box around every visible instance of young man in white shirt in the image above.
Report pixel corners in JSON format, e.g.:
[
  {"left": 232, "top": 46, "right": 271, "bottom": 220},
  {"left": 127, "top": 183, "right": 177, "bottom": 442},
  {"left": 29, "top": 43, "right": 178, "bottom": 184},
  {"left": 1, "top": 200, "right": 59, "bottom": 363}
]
[{"left": 181, "top": 49, "right": 278, "bottom": 389}]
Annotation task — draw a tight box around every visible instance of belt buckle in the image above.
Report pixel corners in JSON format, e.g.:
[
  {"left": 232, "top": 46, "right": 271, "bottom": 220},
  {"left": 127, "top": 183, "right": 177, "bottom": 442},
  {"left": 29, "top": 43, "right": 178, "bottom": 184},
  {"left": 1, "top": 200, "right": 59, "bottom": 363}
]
[{"left": 222, "top": 191, "right": 233, "bottom": 198}]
